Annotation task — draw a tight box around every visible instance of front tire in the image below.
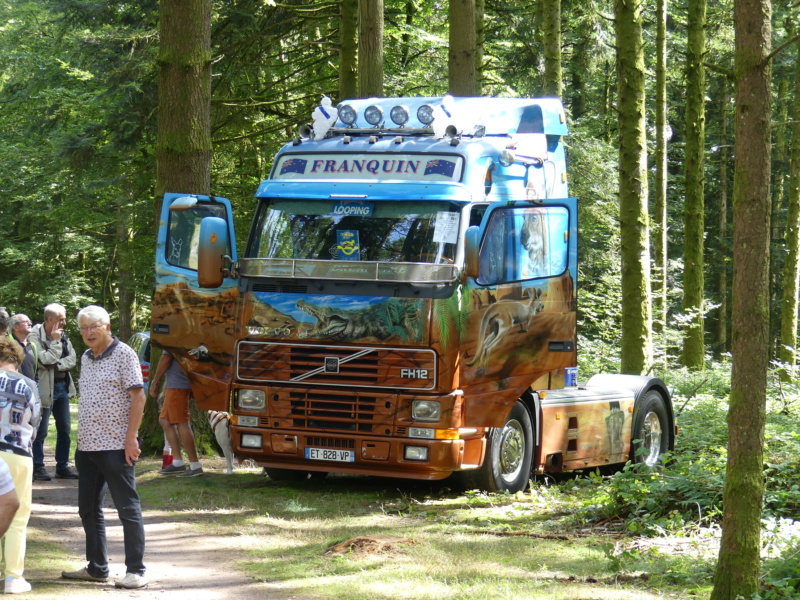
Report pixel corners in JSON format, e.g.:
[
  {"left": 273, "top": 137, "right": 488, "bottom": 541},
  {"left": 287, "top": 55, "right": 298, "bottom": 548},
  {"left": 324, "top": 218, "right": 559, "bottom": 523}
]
[
  {"left": 458, "top": 401, "right": 534, "bottom": 493},
  {"left": 631, "top": 390, "right": 672, "bottom": 467}
]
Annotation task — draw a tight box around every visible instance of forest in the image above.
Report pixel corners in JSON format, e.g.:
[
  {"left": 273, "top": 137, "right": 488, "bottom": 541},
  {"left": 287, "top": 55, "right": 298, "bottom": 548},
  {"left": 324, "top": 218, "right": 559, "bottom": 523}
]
[{"left": 0, "top": 0, "right": 798, "bottom": 599}]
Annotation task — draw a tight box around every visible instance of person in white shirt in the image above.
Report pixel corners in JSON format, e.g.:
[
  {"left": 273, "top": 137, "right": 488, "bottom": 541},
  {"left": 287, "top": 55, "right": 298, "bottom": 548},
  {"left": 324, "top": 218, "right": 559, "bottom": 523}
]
[{"left": 0, "top": 337, "right": 41, "bottom": 594}]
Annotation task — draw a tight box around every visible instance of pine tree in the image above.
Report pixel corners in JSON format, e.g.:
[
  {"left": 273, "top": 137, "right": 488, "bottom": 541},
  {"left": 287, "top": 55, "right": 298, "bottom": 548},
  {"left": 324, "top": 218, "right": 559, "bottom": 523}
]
[
  {"left": 614, "top": 0, "right": 653, "bottom": 375},
  {"left": 710, "top": 0, "right": 772, "bottom": 597}
]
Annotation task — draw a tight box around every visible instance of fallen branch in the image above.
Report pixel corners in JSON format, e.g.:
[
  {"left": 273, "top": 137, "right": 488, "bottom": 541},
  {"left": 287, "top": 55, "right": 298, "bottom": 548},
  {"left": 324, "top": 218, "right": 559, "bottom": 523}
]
[{"left": 455, "top": 530, "right": 571, "bottom": 540}]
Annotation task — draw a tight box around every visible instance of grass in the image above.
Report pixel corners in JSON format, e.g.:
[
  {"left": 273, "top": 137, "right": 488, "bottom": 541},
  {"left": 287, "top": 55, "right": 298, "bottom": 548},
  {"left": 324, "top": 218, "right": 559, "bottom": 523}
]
[
  {"left": 128, "top": 461, "right": 714, "bottom": 599},
  {"left": 22, "top": 403, "right": 719, "bottom": 599}
]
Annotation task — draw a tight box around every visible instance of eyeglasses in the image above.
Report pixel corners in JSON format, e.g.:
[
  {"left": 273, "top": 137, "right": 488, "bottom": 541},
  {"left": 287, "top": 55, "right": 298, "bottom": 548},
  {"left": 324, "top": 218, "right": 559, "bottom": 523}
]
[
  {"left": 79, "top": 323, "right": 106, "bottom": 334},
  {"left": 17, "top": 321, "right": 32, "bottom": 326}
]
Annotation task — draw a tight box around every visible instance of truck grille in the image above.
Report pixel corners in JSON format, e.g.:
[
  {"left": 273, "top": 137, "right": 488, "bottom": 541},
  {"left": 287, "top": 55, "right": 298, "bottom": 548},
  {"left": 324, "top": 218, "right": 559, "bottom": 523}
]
[
  {"left": 237, "top": 341, "right": 436, "bottom": 390},
  {"left": 269, "top": 388, "right": 396, "bottom": 434}
]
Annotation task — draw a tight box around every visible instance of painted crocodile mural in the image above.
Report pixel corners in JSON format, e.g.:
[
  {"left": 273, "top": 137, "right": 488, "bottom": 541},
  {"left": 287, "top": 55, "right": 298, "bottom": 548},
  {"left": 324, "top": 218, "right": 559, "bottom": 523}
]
[{"left": 296, "top": 298, "right": 424, "bottom": 342}]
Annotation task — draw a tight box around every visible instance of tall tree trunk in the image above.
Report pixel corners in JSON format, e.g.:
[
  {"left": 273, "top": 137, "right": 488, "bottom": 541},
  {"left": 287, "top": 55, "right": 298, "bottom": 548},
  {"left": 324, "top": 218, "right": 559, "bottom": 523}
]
[
  {"left": 449, "top": 0, "right": 478, "bottom": 95},
  {"left": 716, "top": 77, "right": 731, "bottom": 357},
  {"left": 475, "top": 0, "right": 484, "bottom": 94},
  {"left": 603, "top": 58, "right": 613, "bottom": 143},
  {"left": 681, "top": 0, "right": 707, "bottom": 369},
  {"left": 770, "top": 75, "right": 789, "bottom": 359},
  {"left": 779, "top": 40, "right": 800, "bottom": 378},
  {"left": 541, "top": 0, "right": 562, "bottom": 98},
  {"left": 400, "top": 0, "right": 415, "bottom": 71},
  {"left": 710, "top": 1, "right": 772, "bottom": 598},
  {"left": 150, "top": 0, "right": 214, "bottom": 456},
  {"left": 614, "top": 0, "right": 652, "bottom": 375},
  {"left": 339, "top": 0, "right": 359, "bottom": 100},
  {"left": 359, "top": 0, "right": 384, "bottom": 98},
  {"left": 154, "top": 0, "right": 212, "bottom": 208},
  {"left": 653, "top": 0, "right": 668, "bottom": 348},
  {"left": 116, "top": 197, "right": 135, "bottom": 342}
]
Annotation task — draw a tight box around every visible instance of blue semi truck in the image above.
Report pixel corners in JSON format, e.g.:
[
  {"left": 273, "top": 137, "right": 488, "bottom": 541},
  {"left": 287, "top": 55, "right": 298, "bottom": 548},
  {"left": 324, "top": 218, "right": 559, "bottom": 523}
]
[{"left": 150, "top": 96, "right": 674, "bottom": 492}]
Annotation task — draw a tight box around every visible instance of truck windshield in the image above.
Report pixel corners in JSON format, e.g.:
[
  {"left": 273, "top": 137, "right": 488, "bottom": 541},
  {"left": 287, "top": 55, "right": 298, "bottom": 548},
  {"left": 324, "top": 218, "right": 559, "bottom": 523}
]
[{"left": 248, "top": 199, "right": 461, "bottom": 264}]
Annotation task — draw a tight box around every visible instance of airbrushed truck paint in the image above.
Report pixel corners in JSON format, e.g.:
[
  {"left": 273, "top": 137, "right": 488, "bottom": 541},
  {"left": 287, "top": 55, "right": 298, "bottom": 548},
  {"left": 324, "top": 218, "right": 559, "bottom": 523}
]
[
  {"left": 151, "top": 193, "right": 239, "bottom": 410},
  {"left": 150, "top": 98, "right": 654, "bottom": 481}
]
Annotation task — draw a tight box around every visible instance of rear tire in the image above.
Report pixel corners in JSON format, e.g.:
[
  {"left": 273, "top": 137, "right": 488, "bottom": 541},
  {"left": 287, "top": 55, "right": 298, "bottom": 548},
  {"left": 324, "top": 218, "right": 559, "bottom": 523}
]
[
  {"left": 458, "top": 401, "right": 534, "bottom": 493},
  {"left": 631, "top": 391, "right": 672, "bottom": 467}
]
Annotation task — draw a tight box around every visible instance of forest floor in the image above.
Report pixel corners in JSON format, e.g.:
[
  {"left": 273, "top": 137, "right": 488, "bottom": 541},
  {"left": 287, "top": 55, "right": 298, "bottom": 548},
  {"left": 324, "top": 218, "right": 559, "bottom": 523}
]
[{"left": 26, "top": 453, "right": 281, "bottom": 600}]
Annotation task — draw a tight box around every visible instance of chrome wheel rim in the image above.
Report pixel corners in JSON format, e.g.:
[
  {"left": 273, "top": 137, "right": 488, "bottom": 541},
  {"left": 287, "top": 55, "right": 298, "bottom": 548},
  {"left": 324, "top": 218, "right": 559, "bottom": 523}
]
[
  {"left": 498, "top": 419, "right": 525, "bottom": 483},
  {"left": 641, "top": 411, "right": 663, "bottom": 467}
]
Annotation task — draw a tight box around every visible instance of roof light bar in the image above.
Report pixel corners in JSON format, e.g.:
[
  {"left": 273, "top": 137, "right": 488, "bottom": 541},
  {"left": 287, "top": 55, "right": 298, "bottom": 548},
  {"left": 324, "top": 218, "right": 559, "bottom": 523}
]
[
  {"left": 390, "top": 105, "right": 410, "bottom": 126},
  {"left": 364, "top": 105, "right": 383, "bottom": 126},
  {"left": 338, "top": 104, "right": 357, "bottom": 126},
  {"left": 417, "top": 104, "right": 435, "bottom": 125}
]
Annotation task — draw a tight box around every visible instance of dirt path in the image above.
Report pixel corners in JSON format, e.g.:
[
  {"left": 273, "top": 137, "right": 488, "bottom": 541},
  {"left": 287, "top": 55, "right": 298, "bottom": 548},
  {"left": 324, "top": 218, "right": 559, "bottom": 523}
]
[{"left": 28, "top": 463, "right": 274, "bottom": 600}]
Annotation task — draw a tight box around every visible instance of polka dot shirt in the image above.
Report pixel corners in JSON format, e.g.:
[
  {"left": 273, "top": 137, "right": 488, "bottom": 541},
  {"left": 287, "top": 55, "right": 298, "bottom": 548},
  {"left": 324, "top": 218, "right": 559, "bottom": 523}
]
[{"left": 77, "top": 338, "right": 144, "bottom": 452}]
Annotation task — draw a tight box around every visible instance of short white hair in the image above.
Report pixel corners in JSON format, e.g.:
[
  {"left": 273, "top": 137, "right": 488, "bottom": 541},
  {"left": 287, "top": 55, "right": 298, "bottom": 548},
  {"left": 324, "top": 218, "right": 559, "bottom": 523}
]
[
  {"left": 76, "top": 305, "right": 111, "bottom": 326},
  {"left": 44, "top": 303, "right": 66, "bottom": 319},
  {"left": 8, "top": 314, "right": 29, "bottom": 330}
]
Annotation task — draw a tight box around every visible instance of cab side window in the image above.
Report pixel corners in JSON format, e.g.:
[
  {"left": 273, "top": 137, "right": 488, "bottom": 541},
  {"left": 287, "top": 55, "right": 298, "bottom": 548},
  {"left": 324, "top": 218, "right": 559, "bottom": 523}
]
[
  {"left": 166, "top": 203, "right": 228, "bottom": 270},
  {"left": 477, "top": 206, "right": 569, "bottom": 285}
]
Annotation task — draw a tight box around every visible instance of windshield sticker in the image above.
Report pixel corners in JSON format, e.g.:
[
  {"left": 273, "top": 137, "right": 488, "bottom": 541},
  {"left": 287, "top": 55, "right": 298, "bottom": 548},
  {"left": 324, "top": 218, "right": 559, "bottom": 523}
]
[
  {"left": 334, "top": 230, "right": 361, "bottom": 261},
  {"left": 433, "top": 212, "right": 459, "bottom": 244},
  {"left": 331, "top": 200, "right": 374, "bottom": 216},
  {"left": 273, "top": 154, "right": 463, "bottom": 182}
]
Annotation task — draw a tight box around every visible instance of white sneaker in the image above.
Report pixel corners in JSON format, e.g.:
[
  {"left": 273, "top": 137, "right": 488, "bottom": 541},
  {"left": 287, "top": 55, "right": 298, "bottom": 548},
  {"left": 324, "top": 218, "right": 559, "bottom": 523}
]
[
  {"left": 115, "top": 572, "right": 149, "bottom": 589},
  {"left": 5, "top": 577, "right": 32, "bottom": 594}
]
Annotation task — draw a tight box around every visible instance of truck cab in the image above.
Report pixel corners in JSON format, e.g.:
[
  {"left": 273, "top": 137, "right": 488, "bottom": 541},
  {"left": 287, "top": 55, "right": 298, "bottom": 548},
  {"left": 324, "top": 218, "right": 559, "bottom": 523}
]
[{"left": 151, "top": 96, "right": 674, "bottom": 492}]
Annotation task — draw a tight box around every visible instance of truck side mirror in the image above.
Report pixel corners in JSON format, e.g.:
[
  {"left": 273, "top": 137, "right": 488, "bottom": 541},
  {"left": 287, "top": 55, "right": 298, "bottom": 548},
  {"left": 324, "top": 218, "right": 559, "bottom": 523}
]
[
  {"left": 197, "top": 216, "right": 229, "bottom": 288},
  {"left": 464, "top": 226, "right": 481, "bottom": 280}
]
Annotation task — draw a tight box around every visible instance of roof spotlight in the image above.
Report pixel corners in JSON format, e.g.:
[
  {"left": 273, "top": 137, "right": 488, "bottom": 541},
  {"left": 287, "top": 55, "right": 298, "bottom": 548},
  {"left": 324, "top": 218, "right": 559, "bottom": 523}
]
[
  {"left": 417, "top": 104, "right": 435, "bottom": 125},
  {"left": 338, "top": 104, "right": 357, "bottom": 126},
  {"left": 364, "top": 105, "right": 383, "bottom": 126},
  {"left": 390, "top": 105, "right": 409, "bottom": 126},
  {"left": 498, "top": 149, "right": 516, "bottom": 167}
]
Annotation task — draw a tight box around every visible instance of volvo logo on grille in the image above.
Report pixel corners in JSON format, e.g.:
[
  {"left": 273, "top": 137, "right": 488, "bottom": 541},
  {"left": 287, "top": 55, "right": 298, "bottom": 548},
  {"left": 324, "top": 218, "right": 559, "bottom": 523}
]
[{"left": 324, "top": 357, "right": 340, "bottom": 373}]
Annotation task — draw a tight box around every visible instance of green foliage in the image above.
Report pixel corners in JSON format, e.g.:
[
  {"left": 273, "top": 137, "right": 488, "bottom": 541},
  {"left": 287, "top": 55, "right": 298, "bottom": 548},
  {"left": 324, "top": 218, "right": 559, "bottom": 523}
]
[
  {"left": 564, "top": 356, "right": 800, "bottom": 549},
  {"left": 759, "top": 539, "right": 800, "bottom": 600},
  {"left": 576, "top": 452, "right": 725, "bottom": 535}
]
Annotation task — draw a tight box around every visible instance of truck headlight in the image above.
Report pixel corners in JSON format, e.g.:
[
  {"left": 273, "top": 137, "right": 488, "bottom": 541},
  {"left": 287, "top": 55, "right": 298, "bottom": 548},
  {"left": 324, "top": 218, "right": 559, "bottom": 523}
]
[
  {"left": 390, "top": 105, "right": 409, "bottom": 126},
  {"left": 364, "top": 104, "right": 383, "bottom": 126},
  {"left": 412, "top": 400, "right": 440, "bottom": 422},
  {"left": 339, "top": 104, "right": 357, "bottom": 125},
  {"left": 417, "top": 104, "right": 435, "bottom": 125},
  {"left": 238, "top": 389, "right": 265, "bottom": 411}
]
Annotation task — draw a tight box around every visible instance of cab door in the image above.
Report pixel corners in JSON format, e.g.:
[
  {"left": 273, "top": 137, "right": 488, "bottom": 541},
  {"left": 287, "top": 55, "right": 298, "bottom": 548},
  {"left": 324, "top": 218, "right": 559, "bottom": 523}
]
[
  {"left": 461, "top": 198, "right": 578, "bottom": 424},
  {"left": 151, "top": 193, "right": 239, "bottom": 411}
]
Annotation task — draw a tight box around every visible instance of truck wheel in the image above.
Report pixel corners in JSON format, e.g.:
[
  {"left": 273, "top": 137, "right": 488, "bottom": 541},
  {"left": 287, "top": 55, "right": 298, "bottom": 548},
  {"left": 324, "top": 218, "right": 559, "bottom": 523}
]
[
  {"left": 459, "top": 401, "right": 534, "bottom": 493},
  {"left": 632, "top": 391, "right": 671, "bottom": 467}
]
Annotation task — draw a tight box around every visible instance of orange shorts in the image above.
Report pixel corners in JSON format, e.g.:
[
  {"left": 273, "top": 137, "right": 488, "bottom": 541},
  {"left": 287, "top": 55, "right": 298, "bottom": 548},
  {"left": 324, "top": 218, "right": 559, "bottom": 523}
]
[{"left": 160, "top": 388, "right": 191, "bottom": 424}]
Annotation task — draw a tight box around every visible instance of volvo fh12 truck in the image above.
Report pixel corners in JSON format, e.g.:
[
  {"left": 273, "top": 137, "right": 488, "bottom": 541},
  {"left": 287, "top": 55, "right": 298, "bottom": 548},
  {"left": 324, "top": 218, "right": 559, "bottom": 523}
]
[{"left": 151, "top": 95, "right": 675, "bottom": 492}]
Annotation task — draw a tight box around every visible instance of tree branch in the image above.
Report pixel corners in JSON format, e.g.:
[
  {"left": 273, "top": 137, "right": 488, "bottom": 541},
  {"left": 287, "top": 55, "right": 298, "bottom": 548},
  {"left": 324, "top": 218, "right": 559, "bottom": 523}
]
[
  {"left": 704, "top": 62, "right": 734, "bottom": 78},
  {"left": 763, "top": 33, "right": 800, "bottom": 64}
]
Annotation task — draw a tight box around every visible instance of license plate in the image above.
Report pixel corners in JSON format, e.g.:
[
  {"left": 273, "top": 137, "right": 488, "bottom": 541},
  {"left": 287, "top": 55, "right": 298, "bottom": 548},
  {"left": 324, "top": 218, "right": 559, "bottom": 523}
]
[{"left": 304, "top": 447, "right": 355, "bottom": 462}]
